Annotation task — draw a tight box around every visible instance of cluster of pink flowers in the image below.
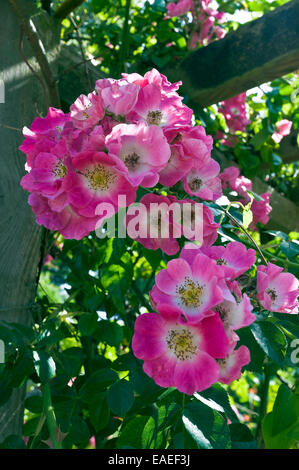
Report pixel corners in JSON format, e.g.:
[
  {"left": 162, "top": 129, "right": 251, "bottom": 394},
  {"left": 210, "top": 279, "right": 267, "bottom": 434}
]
[
  {"left": 165, "top": 0, "right": 226, "bottom": 49},
  {"left": 133, "top": 238, "right": 299, "bottom": 394},
  {"left": 219, "top": 93, "right": 250, "bottom": 133},
  {"left": 124, "top": 193, "right": 220, "bottom": 256},
  {"left": 133, "top": 241, "right": 256, "bottom": 394},
  {"left": 219, "top": 166, "right": 272, "bottom": 230},
  {"left": 20, "top": 68, "right": 299, "bottom": 398},
  {"left": 20, "top": 69, "right": 222, "bottom": 239}
]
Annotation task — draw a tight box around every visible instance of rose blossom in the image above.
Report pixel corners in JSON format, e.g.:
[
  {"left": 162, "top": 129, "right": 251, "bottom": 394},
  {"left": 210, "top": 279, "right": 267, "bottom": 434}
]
[
  {"left": 132, "top": 304, "right": 229, "bottom": 394},
  {"left": 215, "top": 294, "right": 255, "bottom": 331},
  {"left": 250, "top": 192, "right": 272, "bottom": 230},
  {"left": 183, "top": 158, "right": 222, "bottom": 201},
  {"left": 70, "top": 92, "right": 104, "bottom": 130},
  {"left": 64, "top": 151, "right": 137, "bottom": 217},
  {"left": 95, "top": 78, "right": 139, "bottom": 116},
  {"left": 128, "top": 83, "right": 193, "bottom": 129},
  {"left": 106, "top": 122, "right": 171, "bottom": 187},
  {"left": 272, "top": 119, "right": 293, "bottom": 144},
  {"left": 200, "top": 242, "right": 256, "bottom": 280},
  {"left": 257, "top": 262, "right": 299, "bottom": 314},
  {"left": 218, "top": 346, "right": 250, "bottom": 385},
  {"left": 125, "top": 193, "right": 180, "bottom": 255},
  {"left": 19, "top": 108, "right": 71, "bottom": 168},
  {"left": 150, "top": 251, "right": 224, "bottom": 323},
  {"left": 28, "top": 192, "right": 99, "bottom": 240},
  {"left": 159, "top": 125, "right": 213, "bottom": 187}
]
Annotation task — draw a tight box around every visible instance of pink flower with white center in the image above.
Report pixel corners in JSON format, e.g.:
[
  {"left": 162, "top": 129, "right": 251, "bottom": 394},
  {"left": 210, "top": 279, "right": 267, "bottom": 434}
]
[
  {"left": 200, "top": 242, "right": 256, "bottom": 280},
  {"left": 132, "top": 304, "right": 229, "bottom": 394},
  {"left": 159, "top": 125, "right": 213, "bottom": 187},
  {"left": 218, "top": 346, "right": 250, "bottom": 385},
  {"left": 106, "top": 122, "right": 171, "bottom": 187},
  {"left": 64, "top": 151, "right": 137, "bottom": 217},
  {"left": 215, "top": 294, "right": 255, "bottom": 331},
  {"left": 95, "top": 78, "right": 139, "bottom": 116},
  {"left": 179, "top": 243, "right": 237, "bottom": 304},
  {"left": 183, "top": 158, "right": 222, "bottom": 201},
  {"left": 122, "top": 68, "right": 182, "bottom": 98},
  {"left": 219, "top": 166, "right": 253, "bottom": 203},
  {"left": 20, "top": 140, "right": 70, "bottom": 198},
  {"left": 257, "top": 263, "right": 299, "bottom": 314},
  {"left": 272, "top": 119, "right": 293, "bottom": 144},
  {"left": 250, "top": 192, "right": 272, "bottom": 230},
  {"left": 62, "top": 124, "right": 106, "bottom": 157},
  {"left": 219, "top": 166, "right": 240, "bottom": 189},
  {"left": 166, "top": 0, "right": 193, "bottom": 18},
  {"left": 70, "top": 92, "right": 104, "bottom": 130},
  {"left": 19, "top": 108, "right": 71, "bottom": 168},
  {"left": 159, "top": 145, "right": 194, "bottom": 187},
  {"left": 125, "top": 193, "right": 180, "bottom": 256},
  {"left": 28, "top": 192, "right": 99, "bottom": 240},
  {"left": 128, "top": 83, "right": 193, "bottom": 129},
  {"left": 150, "top": 252, "right": 224, "bottom": 323},
  {"left": 234, "top": 175, "right": 253, "bottom": 204}
]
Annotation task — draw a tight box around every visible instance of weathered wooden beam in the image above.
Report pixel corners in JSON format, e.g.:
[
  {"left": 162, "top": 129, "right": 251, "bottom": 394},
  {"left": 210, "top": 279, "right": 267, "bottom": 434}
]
[
  {"left": 277, "top": 129, "right": 299, "bottom": 163},
  {"left": 53, "top": 0, "right": 85, "bottom": 20},
  {"left": 213, "top": 150, "right": 299, "bottom": 233},
  {"left": 166, "top": 0, "right": 299, "bottom": 107}
]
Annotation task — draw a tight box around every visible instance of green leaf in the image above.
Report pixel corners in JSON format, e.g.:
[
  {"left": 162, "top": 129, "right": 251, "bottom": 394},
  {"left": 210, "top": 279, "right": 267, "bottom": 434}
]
[
  {"left": 68, "top": 415, "right": 91, "bottom": 445},
  {"left": 78, "top": 313, "right": 98, "bottom": 336},
  {"left": 88, "top": 391, "right": 110, "bottom": 432},
  {"left": 280, "top": 240, "right": 299, "bottom": 259},
  {"left": 79, "top": 368, "right": 118, "bottom": 402},
  {"left": 117, "top": 416, "right": 149, "bottom": 448},
  {"left": 33, "top": 351, "right": 56, "bottom": 384},
  {"left": 196, "top": 383, "right": 237, "bottom": 423},
  {"left": 0, "top": 435, "right": 26, "bottom": 449},
  {"left": 96, "top": 320, "right": 124, "bottom": 347},
  {"left": 9, "top": 349, "right": 34, "bottom": 387},
  {"left": 250, "top": 321, "right": 287, "bottom": 366},
  {"left": 25, "top": 395, "right": 43, "bottom": 414},
  {"left": 182, "top": 401, "right": 231, "bottom": 449},
  {"left": 237, "top": 327, "right": 265, "bottom": 372},
  {"left": 271, "top": 384, "right": 299, "bottom": 436},
  {"left": 56, "top": 347, "right": 84, "bottom": 378},
  {"left": 243, "top": 208, "right": 253, "bottom": 229},
  {"left": 107, "top": 379, "right": 134, "bottom": 417},
  {"left": 229, "top": 423, "right": 257, "bottom": 449}
]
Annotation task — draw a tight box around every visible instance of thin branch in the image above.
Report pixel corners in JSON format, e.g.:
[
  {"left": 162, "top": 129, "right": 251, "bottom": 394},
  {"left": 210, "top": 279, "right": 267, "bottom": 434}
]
[
  {"left": 223, "top": 209, "right": 268, "bottom": 265},
  {"left": 0, "top": 123, "right": 22, "bottom": 132},
  {"left": 118, "top": 0, "right": 131, "bottom": 75},
  {"left": 56, "top": 55, "right": 101, "bottom": 81},
  {"left": 53, "top": 0, "right": 85, "bottom": 20},
  {"left": 69, "top": 13, "right": 92, "bottom": 91},
  {"left": 9, "top": 0, "right": 60, "bottom": 107}
]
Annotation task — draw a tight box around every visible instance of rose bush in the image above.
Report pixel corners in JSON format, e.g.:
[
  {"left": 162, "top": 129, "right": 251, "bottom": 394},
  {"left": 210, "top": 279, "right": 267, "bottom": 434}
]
[{"left": 1, "top": 0, "right": 298, "bottom": 451}]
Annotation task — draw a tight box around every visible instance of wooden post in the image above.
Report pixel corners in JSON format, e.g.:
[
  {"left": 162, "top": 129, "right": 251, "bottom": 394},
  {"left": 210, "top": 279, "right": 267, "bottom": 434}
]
[{"left": 0, "top": 1, "right": 60, "bottom": 442}]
